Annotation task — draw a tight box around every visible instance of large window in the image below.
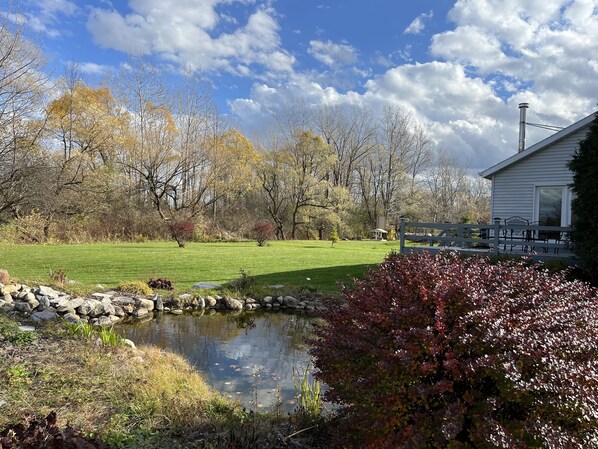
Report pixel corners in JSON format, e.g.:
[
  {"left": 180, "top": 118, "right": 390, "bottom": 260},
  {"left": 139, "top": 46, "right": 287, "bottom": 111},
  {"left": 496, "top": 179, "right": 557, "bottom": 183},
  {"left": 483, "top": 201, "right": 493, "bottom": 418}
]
[
  {"left": 538, "top": 186, "right": 563, "bottom": 226},
  {"left": 535, "top": 186, "right": 572, "bottom": 240}
]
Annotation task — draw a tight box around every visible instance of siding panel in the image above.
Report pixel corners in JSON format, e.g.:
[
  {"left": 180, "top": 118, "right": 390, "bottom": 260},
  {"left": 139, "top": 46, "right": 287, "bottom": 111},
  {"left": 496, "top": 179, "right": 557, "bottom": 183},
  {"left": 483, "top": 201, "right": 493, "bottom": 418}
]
[{"left": 491, "top": 127, "right": 587, "bottom": 222}]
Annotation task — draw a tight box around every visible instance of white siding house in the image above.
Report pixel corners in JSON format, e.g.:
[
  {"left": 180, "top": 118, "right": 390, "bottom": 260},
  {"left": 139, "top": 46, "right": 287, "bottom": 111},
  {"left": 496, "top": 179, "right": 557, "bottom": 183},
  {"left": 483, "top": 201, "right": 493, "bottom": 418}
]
[{"left": 480, "top": 112, "right": 595, "bottom": 227}]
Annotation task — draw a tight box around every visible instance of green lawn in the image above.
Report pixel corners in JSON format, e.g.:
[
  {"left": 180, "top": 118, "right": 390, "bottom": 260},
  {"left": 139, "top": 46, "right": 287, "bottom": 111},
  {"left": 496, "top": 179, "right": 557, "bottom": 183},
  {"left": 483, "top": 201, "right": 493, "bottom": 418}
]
[{"left": 0, "top": 240, "right": 400, "bottom": 293}]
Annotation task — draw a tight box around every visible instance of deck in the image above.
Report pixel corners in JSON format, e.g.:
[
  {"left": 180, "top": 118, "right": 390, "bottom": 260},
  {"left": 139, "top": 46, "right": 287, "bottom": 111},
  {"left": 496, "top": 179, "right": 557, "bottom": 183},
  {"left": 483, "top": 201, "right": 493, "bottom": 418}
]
[{"left": 398, "top": 218, "right": 576, "bottom": 264}]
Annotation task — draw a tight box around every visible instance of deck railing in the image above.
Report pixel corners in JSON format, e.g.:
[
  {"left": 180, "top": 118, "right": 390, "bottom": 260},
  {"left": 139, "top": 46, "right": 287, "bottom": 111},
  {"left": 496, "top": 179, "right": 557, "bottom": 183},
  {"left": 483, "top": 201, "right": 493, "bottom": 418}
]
[{"left": 398, "top": 218, "right": 574, "bottom": 262}]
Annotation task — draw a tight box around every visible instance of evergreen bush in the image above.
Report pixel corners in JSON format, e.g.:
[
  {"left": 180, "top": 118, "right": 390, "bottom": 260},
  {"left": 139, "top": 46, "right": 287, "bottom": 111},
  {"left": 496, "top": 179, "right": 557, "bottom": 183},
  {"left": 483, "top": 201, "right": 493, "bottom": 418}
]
[{"left": 568, "top": 110, "right": 598, "bottom": 285}]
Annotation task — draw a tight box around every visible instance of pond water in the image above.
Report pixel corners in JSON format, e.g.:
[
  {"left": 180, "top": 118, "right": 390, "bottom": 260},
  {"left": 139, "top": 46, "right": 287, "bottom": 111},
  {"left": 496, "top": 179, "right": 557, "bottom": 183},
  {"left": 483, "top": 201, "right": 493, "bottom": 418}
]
[{"left": 118, "top": 310, "right": 318, "bottom": 412}]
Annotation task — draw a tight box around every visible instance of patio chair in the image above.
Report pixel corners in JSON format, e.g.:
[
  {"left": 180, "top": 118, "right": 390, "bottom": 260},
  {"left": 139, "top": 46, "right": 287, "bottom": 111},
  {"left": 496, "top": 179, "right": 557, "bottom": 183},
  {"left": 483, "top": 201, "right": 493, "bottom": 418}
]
[{"left": 504, "top": 216, "right": 529, "bottom": 251}]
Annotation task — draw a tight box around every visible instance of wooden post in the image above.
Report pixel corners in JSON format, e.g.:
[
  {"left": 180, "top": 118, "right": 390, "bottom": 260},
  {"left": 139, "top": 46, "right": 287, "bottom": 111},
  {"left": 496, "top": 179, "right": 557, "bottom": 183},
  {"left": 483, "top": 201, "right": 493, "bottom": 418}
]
[
  {"left": 399, "top": 218, "right": 406, "bottom": 254},
  {"left": 493, "top": 218, "right": 501, "bottom": 256}
]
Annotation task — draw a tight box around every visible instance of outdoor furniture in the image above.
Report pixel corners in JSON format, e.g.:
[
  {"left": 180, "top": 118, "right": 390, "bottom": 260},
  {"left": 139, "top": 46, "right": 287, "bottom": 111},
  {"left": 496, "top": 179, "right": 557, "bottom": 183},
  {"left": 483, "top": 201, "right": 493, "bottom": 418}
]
[{"left": 503, "top": 216, "right": 529, "bottom": 251}]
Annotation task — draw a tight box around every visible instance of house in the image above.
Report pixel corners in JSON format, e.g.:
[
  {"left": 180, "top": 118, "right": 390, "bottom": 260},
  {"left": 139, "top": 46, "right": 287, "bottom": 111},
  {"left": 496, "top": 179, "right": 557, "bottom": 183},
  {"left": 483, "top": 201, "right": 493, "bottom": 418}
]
[{"left": 480, "top": 109, "right": 596, "bottom": 227}]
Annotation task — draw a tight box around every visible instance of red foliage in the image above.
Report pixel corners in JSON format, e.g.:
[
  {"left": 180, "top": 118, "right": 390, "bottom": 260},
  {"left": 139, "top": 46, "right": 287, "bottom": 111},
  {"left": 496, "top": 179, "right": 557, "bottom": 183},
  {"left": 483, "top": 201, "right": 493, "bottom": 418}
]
[
  {"left": 311, "top": 252, "right": 598, "bottom": 448},
  {"left": 148, "top": 278, "right": 173, "bottom": 290},
  {"left": 0, "top": 412, "right": 107, "bottom": 448},
  {"left": 251, "top": 220, "right": 274, "bottom": 246},
  {"left": 167, "top": 220, "right": 195, "bottom": 247}
]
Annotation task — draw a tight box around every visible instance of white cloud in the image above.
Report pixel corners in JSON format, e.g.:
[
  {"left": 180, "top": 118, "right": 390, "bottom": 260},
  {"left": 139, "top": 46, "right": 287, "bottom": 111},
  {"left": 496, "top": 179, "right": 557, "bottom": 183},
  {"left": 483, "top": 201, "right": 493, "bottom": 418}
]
[
  {"left": 19, "top": 0, "right": 78, "bottom": 37},
  {"left": 227, "top": 0, "right": 598, "bottom": 171},
  {"left": 87, "top": 1, "right": 294, "bottom": 75},
  {"left": 308, "top": 40, "right": 357, "bottom": 67},
  {"left": 404, "top": 10, "right": 433, "bottom": 35}
]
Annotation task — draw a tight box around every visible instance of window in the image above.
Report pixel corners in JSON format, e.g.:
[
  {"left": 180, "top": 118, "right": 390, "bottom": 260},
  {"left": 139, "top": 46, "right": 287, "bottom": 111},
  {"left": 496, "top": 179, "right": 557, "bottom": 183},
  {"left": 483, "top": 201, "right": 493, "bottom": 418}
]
[{"left": 535, "top": 185, "right": 572, "bottom": 240}]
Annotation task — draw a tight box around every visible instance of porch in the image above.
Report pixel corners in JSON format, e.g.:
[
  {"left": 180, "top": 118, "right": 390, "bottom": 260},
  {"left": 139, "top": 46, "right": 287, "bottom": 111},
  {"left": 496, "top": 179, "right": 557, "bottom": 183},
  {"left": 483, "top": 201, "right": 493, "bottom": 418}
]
[{"left": 398, "top": 218, "right": 576, "bottom": 264}]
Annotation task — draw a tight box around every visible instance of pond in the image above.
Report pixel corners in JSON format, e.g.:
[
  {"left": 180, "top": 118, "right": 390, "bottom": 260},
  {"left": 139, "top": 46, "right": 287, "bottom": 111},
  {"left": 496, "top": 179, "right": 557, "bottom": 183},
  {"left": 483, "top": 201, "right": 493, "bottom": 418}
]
[{"left": 119, "top": 310, "right": 319, "bottom": 412}]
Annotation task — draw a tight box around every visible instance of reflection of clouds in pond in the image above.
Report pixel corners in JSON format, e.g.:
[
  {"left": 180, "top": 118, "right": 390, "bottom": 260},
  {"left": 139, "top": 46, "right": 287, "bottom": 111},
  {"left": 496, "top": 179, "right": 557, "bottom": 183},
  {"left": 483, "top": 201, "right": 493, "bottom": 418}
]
[{"left": 120, "top": 311, "right": 315, "bottom": 412}]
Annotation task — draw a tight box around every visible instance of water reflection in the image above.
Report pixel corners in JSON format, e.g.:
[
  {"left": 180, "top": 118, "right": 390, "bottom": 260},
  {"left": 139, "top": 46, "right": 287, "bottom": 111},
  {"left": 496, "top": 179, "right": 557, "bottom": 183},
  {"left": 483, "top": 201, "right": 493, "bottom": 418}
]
[{"left": 119, "top": 310, "right": 316, "bottom": 412}]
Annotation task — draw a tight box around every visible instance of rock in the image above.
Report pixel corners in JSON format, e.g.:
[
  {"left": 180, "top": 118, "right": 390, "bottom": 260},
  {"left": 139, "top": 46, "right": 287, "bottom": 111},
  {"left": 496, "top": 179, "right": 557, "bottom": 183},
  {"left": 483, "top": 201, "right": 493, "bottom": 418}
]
[
  {"left": 262, "top": 296, "right": 273, "bottom": 304},
  {"left": 222, "top": 296, "right": 243, "bottom": 311},
  {"left": 113, "top": 305, "right": 126, "bottom": 317},
  {"left": 77, "top": 299, "right": 99, "bottom": 316},
  {"left": 1, "top": 284, "right": 20, "bottom": 296},
  {"left": 18, "top": 325, "right": 36, "bottom": 332},
  {"left": 245, "top": 297, "right": 256, "bottom": 304},
  {"left": 28, "top": 298, "right": 40, "bottom": 310},
  {"left": 179, "top": 293, "right": 192, "bottom": 300},
  {"left": 101, "top": 298, "right": 116, "bottom": 316},
  {"left": 17, "top": 291, "right": 29, "bottom": 300},
  {"left": 14, "top": 301, "right": 32, "bottom": 313},
  {"left": 32, "top": 310, "right": 59, "bottom": 321},
  {"left": 269, "top": 284, "right": 284, "bottom": 289},
  {"left": 191, "top": 282, "right": 222, "bottom": 290},
  {"left": 272, "top": 302, "right": 280, "bottom": 308},
  {"left": 124, "top": 339, "right": 136, "bottom": 349},
  {"left": 36, "top": 285, "right": 59, "bottom": 298},
  {"left": 2, "top": 295, "right": 13, "bottom": 304},
  {"left": 109, "top": 315, "right": 120, "bottom": 324},
  {"left": 276, "top": 296, "right": 284, "bottom": 304},
  {"left": 1, "top": 302, "right": 14, "bottom": 312},
  {"left": 122, "top": 304, "right": 134, "bottom": 314},
  {"left": 195, "top": 296, "right": 205, "bottom": 308},
  {"left": 56, "top": 297, "right": 84, "bottom": 313},
  {"left": 171, "top": 309, "right": 183, "bottom": 315},
  {"left": 112, "top": 296, "right": 135, "bottom": 306},
  {"left": 135, "top": 298, "right": 154, "bottom": 311},
  {"left": 155, "top": 296, "right": 164, "bottom": 311},
  {"left": 96, "top": 316, "right": 113, "bottom": 327},
  {"left": 0, "top": 269, "right": 9, "bottom": 284},
  {"left": 205, "top": 296, "right": 217, "bottom": 307},
  {"left": 282, "top": 296, "right": 299, "bottom": 309},
  {"left": 25, "top": 292, "right": 37, "bottom": 302},
  {"left": 62, "top": 312, "right": 81, "bottom": 324},
  {"left": 133, "top": 308, "right": 149, "bottom": 318},
  {"left": 265, "top": 303, "right": 272, "bottom": 309},
  {"left": 91, "top": 292, "right": 113, "bottom": 301}
]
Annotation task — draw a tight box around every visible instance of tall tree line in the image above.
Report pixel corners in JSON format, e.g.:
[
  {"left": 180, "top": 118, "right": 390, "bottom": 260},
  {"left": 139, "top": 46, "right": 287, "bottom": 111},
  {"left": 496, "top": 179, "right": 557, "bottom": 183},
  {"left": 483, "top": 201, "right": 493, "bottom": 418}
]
[{"left": 0, "top": 21, "right": 489, "bottom": 243}]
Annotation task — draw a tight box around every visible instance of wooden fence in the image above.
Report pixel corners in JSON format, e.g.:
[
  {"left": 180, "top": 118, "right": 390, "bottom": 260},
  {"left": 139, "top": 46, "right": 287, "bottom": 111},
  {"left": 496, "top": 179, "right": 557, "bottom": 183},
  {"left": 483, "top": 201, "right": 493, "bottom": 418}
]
[{"left": 398, "top": 218, "right": 575, "bottom": 263}]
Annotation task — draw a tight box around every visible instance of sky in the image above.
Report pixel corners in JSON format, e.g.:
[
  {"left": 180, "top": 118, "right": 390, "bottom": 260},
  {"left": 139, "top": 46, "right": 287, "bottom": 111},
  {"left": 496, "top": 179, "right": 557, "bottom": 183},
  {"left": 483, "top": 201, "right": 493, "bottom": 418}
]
[{"left": 8, "top": 0, "right": 598, "bottom": 171}]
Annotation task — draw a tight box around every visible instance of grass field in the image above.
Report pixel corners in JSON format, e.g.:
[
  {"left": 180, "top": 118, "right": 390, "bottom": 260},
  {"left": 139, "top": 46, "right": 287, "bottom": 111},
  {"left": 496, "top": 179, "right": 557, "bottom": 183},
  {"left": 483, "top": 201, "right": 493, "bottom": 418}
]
[{"left": 0, "top": 240, "right": 401, "bottom": 293}]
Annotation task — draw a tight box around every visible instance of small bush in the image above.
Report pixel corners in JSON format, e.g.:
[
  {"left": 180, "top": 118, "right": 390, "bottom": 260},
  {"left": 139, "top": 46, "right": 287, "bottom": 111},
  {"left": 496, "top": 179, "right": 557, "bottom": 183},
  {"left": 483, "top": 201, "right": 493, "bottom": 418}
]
[
  {"left": 328, "top": 229, "right": 339, "bottom": 246},
  {"left": 147, "top": 278, "right": 173, "bottom": 290},
  {"left": 311, "top": 251, "right": 598, "bottom": 448},
  {"left": 168, "top": 219, "right": 195, "bottom": 248},
  {"left": 252, "top": 220, "right": 274, "bottom": 246},
  {"left": 117, "top": 281, "right": 153, "bottom": 296}
]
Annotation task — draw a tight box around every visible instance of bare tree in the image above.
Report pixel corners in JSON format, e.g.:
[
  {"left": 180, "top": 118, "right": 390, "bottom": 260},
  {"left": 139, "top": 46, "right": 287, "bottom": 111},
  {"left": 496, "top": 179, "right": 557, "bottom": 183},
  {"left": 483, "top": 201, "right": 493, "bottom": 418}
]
[
  {"left": 315, "top": 103, "right": 376, "bottom": 189},
  {"left": 0, "top": 7, "right": 47, "bottom": 218}
]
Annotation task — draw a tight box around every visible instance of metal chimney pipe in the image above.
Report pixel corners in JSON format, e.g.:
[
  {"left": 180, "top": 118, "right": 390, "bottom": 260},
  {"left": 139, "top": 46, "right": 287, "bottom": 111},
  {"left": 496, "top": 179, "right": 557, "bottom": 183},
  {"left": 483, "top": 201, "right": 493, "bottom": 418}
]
[{"left": 518, "top": 102, "right": 529, "bottom": 153}]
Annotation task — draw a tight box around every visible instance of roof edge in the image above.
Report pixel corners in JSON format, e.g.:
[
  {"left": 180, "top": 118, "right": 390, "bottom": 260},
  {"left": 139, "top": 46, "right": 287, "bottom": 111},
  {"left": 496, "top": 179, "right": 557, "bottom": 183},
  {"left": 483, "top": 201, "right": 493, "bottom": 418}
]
[{"left": 480, "top": 111, "right": 596, "bottom": 179}]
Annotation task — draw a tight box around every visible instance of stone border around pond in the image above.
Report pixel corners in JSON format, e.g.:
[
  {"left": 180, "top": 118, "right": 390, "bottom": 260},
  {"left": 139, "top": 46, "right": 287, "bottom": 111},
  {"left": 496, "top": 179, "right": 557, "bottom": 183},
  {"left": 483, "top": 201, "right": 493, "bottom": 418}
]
[{"left": 0, "top": 282, "right": 324, "bottom": 326}]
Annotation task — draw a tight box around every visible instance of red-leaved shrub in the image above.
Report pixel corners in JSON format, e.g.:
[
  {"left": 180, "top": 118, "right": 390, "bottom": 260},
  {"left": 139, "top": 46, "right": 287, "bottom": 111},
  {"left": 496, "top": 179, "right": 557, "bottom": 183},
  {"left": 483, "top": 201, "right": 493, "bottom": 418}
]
[
  {"left": 311, "top": 252, "right": 598, "bottom": 448},
  {"left": 251, "top": 220, "right": 274, "bottom": 246},
  {"left": 168, "top": 220, "right": 195, "bottom": 247}
]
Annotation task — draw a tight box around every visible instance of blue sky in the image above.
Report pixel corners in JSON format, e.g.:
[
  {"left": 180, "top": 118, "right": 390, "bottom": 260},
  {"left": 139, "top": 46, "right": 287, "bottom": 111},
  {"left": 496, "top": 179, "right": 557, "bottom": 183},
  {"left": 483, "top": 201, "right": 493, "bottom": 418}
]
[{"left": 9, "top": 0, "right": 598, "bottom": 170}]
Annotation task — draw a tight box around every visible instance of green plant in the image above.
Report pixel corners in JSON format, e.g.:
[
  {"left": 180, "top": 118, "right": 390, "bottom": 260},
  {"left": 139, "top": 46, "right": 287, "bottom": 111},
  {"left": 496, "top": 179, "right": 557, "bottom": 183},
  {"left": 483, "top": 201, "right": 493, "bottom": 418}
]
[
  {"left": 6, "top": 364, "right": 32, "bottom": 386},
  {"left": 98, "top": 326, "right": 126, "bottom": 347},
  {"left": 63, "top": 320, "right": 94, "bottom": 339},
  {"left": 0, "top": 315, "right": 37, "bottom": 346},
  {"left": 227, "top": 268, "right": 255, "bottom": 292},
  {"left": 312, "top": 251, "right": 598, "bottom": 448},
  {"left": 117, "top": 281, "right": 153, "bottom": 296},
  {"left": 293, "top": 361, "right": 321, "bottom": 420},
  {"left": 328, "top": 229, "right": 339, "bottom": 246},
  {"left": 568, "top": 110, "right": 598, "bottom": 285}
]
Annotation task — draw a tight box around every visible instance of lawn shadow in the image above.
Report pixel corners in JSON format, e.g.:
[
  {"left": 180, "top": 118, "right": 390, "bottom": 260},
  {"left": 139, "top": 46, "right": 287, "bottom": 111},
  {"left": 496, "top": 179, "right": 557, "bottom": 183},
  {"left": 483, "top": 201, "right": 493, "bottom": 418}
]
[{"left": 238, "top": 263, "right": 379, "bottom": 293}]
